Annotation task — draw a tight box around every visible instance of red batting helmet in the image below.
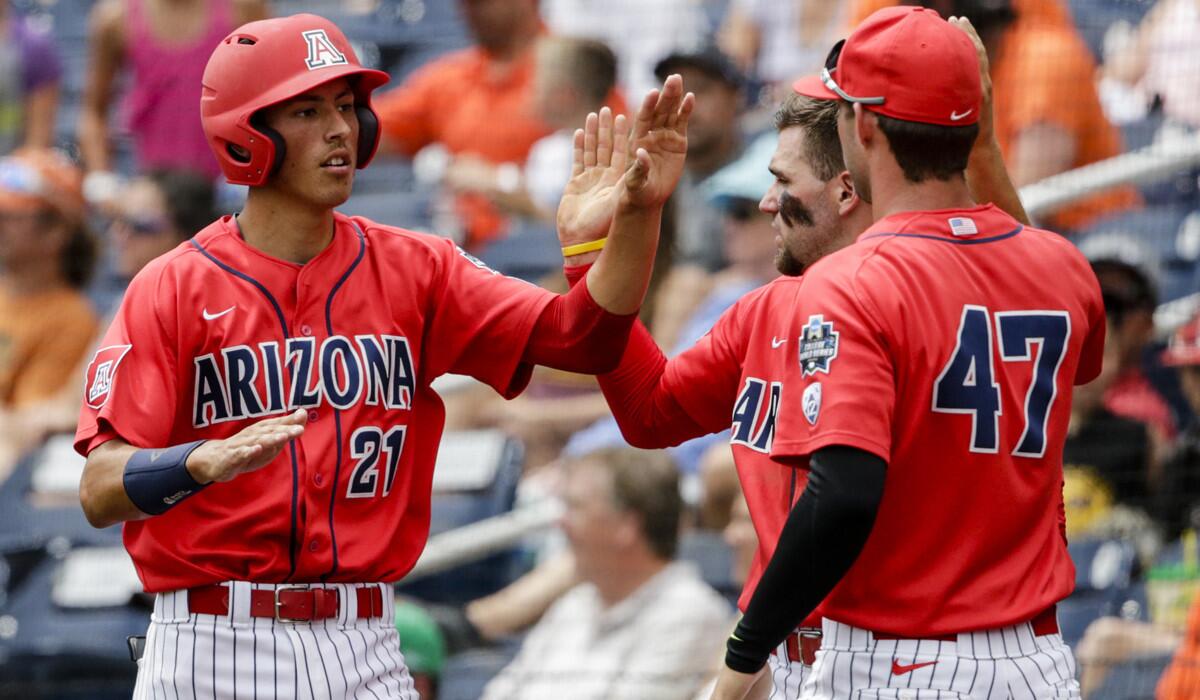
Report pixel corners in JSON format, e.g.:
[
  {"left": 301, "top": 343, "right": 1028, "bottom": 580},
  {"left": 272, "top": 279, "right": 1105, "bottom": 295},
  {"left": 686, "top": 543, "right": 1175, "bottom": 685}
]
[{"left": 200, "top": 14, "right": 390, "bottom": 186}]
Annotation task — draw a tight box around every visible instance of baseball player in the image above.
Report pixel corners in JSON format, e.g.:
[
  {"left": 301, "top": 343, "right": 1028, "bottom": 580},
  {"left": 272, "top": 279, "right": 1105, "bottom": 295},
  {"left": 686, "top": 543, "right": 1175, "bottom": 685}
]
[
  {"left": 711, "top": 7, "right": 1105, "bottom": 699},
  {"left": 564, "top": 17, "right": 1028, "bottom": 700},
  {"left": 75, "top": 13, "right": 693, "bottom": 698}
]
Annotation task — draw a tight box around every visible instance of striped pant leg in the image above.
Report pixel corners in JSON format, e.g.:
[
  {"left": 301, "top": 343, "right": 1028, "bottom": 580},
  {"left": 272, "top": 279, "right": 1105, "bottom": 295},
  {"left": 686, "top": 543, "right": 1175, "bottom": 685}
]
[{"left": 768, "top": 647, "right": 811, "bottom": 699}]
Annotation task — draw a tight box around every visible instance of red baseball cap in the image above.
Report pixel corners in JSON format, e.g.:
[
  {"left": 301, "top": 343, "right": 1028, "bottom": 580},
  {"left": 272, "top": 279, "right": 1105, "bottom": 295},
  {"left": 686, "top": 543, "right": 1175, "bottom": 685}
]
[
  {"left": 795, "top": 6, "right": 981, "bottom": 127},
  {"left": 1163, "top": 314, "right": 1200, "bottom": 367}
]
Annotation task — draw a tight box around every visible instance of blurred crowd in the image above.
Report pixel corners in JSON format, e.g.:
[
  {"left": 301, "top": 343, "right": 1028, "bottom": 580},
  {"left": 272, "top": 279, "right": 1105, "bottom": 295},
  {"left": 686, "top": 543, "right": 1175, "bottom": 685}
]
[{"left": 1, "top": 0, "right": 1200, "bottom": 698}]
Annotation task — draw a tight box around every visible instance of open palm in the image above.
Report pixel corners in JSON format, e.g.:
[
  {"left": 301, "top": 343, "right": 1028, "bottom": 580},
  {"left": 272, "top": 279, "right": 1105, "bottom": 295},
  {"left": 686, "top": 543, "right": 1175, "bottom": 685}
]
[{"left": 556, "top": 75, "right": 694, "bottom": 249}]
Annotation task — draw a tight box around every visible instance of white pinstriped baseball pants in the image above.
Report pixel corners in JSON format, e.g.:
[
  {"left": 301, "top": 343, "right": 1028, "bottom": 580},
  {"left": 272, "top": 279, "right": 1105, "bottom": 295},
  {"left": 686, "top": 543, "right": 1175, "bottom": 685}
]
[
  {"left": 767, "top": 641, "right": 813, "bottom": 699},
  {"left": 796, "top": 617, "right": 1081, "bottom": 699},
  {"left": 132, "top": 582, "right": 418, "bottom": 700}
]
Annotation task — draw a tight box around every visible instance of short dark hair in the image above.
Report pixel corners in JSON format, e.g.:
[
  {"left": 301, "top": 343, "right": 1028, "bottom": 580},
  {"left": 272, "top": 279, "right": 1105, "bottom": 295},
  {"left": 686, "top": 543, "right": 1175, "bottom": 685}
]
[
  {"left": 542, "top": 37, "right": 618, "bottom": 108},
  {"left": 775, "top": 93, "right": 843, "bottom": 182},
  {"left": 1092, "top": 258, "right": 1157, "bottom": 324},
  {"left": 145, "top": 169, "right": 218, "bottom": 239},
  {"left": 582, "top": 448, "right": 682, "bottom": 560},
  {"left": 843, "top": 102, "right": 978, "bottom": 183}
]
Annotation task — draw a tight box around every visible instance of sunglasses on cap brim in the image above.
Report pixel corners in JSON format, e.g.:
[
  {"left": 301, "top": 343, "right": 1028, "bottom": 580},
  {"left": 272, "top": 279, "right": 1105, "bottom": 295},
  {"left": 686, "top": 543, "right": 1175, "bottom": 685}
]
[{"left": 820, "top": 39, "right": 886, "bottom": 106}]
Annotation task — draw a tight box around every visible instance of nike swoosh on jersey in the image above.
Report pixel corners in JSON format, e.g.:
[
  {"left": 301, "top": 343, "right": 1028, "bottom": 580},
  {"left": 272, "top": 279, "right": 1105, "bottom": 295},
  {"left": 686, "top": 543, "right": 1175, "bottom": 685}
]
[
  {"left": 891, "top": 659, "right": 938, "bottom": 676},
  {"left": 202, "top": 306, "right": 236, "bottom": 321},
  {"left": 950, "top": 108, "right": 974, "bottom": 121},
  {"left": 771, "top": 337, "right": 786, "bottom": 348}
]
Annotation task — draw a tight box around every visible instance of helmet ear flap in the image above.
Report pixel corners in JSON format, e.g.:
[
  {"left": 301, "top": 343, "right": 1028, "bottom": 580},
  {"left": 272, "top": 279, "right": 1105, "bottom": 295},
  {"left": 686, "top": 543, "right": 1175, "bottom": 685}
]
[
  {"left": 355, "top": 105, "right": 379, "bottom": 169},
  {"left": 249, "top": 114, "right": 288, "bottom": 177}
]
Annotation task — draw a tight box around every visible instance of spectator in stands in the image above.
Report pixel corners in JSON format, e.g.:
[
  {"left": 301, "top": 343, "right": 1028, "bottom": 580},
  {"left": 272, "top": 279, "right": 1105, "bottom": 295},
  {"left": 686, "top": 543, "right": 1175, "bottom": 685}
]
[
  {"left": 1104, "top": 0, "right": 1200, "bottom": 130},
  {"left": 1063, "top": 305, "right": 1156, "bottom": 547},
  {"left": 481, "top": 447, "right": 730, "bottom": 699},
  {"left": 0, "top": 150, "right": 97, "bottom": 478},
  {"left": 1156, "top": 313, "right": 1200, "bottom": 541},
  {"left": 77, "top": 0, "right": 268, "bottom": 198},
  {"left": 1095, "top": 259, "right": 1178, "bottom": 461},
  {"left": 653, "top": 46, "right": 747, "bottom": 273},
  {"left": 108, "top": 169, "right": 217, "bottom": 287},
  {"left": 540, "top": 0, "right": 709, "bottom": 100},
  {"left": 1157, "top": 591, "right": 1200, "bottom": 699},
  {"left": 395, "top": 599, "right": 448, "bottom": 700},
  {"left": 0, "top": 3, "right": 62, "bottom": 154},
  {"left": 719, "top": 0, "right": 850, "bottom": 89},
  {"left": 1076, "top": 611, "right": 1182, "bottom": 698},
  {"left": 0, "top": 169, "right": 215, "bottom": 474},
  {"left": 378, "top": 0, "right": 628, "bottom": 248},
  {"left": 850, "top": 0, "right": 1137, "bottom": 231},
  {"left": 443, "top": 36, "right": 618, "bottom": 224}
]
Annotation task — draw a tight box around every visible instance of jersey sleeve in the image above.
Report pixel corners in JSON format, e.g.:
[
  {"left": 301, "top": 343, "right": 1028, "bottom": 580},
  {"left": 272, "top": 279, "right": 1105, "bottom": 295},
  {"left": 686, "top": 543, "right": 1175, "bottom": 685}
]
[
  {"left": 771, "top": 263, "right": 895, "bottom": 462},
  {"left": 597, "top": 300, "right": 747, "bottom": 448},
  {"left": 421, "top": 240, "right": 555, "bottom": 398},
  {"left": 74, "top": 265, "right": 180, "bottom": 455}
]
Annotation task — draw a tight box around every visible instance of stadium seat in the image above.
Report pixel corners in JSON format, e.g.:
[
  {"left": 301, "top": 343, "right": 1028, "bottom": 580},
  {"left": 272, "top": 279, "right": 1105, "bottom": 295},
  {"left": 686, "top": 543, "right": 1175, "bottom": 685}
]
[
  {"left": 0, "top": 434, "right": 123, "bottom": 554},
  {"left": 1060, "top": 538, "right": 1141, "bottom": 647},
  {"left": 1089, "top": 654, "right": 1173, "bottom": 700},
  {"left": 397, "top": 431, "right": 528, "bottom": 605},
  {"left": 677, "top": 529, "right": 738, "bottom": 605},
  {"left": 477, "top": 222, "right": 564, "bottom": 283},
  {"left": 438, "top": 645, "right": 520, "bottom": 700},
  {"left": 0, "top": 547, "right": 146, "bottom": 699}
]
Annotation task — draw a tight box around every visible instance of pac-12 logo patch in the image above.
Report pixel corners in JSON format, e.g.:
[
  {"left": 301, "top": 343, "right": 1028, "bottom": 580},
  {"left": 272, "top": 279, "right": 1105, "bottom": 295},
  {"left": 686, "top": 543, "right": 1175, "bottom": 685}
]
[
  {"left": 85, "top": 345, "right": 132, "bottom": 409},
  {"left": 802, "top": 382, "right": 822, "bottom": 425},
  {"left": 302, "top": 29, "right": 348, "bottom": 70},
  {"left": 798, "top": 315, "right": 839, "bottom": 376}
]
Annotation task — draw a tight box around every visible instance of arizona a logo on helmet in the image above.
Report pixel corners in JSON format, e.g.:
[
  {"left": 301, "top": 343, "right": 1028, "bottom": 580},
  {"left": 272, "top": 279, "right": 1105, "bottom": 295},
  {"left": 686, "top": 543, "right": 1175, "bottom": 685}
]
[{"left": 303, "top": 29, "right": 347, "bottom": 70}]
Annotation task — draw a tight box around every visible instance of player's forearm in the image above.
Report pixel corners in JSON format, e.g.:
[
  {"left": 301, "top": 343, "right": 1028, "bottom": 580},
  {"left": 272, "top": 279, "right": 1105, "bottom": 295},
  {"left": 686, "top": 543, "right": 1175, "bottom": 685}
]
[
  {"left": 584, "top": 203, "right": 662, "bottom": 315},
  {"left": 967, "top": 136, "right": 1030, "bottom": 226},
  {"left": 725, "top": 446, "right": 886, "bottom": 673},
  {"left": 597, "top": 321, "right": 711, "bottom": 448},
  {"left": 79, "top": 439, "right": 148, "bottom": 528}
]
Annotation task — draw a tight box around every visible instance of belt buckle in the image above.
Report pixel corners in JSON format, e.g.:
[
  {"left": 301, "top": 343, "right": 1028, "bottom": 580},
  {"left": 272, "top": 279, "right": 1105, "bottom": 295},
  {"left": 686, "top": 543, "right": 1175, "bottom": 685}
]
[{"left": 274, "top": 585, "right": 311, "bottom": 623}]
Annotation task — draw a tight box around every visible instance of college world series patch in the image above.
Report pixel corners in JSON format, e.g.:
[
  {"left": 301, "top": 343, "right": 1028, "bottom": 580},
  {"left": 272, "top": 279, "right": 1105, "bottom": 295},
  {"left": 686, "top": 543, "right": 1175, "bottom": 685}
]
[{"left": 798, "top": 315, "right": 839, "bottom": 377}]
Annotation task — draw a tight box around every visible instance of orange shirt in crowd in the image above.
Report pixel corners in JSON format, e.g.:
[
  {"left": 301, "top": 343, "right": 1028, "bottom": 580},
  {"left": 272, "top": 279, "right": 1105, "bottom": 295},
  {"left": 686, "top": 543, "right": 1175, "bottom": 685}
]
[
  {"left": 374, "top": 40, "right": 627, "bottom": 247},
  {"left": 0, "top": 286, "right": 98, "bottom": 408},
  {"left": 1157, "top": 593, "right": 1200, "bottom": 699},
  {"left": 850, "top": 0, "right": 1137, "bottom": 232}
]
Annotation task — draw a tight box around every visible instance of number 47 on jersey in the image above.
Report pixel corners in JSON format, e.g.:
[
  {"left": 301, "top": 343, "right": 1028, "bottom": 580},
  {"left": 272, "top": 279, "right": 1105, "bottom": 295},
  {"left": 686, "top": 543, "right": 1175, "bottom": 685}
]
[{"left": 933, "top": 305, "right": 1070, "bottom": 458}]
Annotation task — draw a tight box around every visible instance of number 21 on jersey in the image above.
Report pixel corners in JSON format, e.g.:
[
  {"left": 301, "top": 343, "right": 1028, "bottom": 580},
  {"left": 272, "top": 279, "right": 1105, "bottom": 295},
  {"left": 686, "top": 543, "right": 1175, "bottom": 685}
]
[{"left": 932, "top": 305, "right": 1070, "bottom": 458}]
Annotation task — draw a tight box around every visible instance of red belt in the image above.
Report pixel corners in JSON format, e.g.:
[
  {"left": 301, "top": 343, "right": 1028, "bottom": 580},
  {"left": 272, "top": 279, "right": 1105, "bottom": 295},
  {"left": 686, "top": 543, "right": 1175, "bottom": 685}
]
[
  {"left": 773, "top": 628, "right": 822, "bottom": 666},
  {"left": 872, "top": 605, "right": 1059, "bottom": 642},
  {"left": 187, "top": 584, "right": 385, "bottom": 622}
]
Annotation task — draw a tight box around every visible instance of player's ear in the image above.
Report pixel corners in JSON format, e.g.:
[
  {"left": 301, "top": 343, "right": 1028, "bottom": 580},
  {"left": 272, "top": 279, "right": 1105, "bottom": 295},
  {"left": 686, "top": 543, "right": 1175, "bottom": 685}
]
[
  {"left": 835, "top": 170, "right": 860, "bottom": 218},
  {"left": 853, "top": 103, "right": 875, "bottom": 147}
]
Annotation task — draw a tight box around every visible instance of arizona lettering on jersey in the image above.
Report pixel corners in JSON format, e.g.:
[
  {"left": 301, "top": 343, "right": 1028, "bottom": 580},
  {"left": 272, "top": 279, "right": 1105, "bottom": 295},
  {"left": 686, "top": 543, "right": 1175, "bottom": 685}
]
[
  {"left": 75, "top": 213, "right": 554, "bottom": 592},
  {"left": 771, "top": 204, "right": 1106, "bottom": 637},
  {"left": 191, "top": 334, "right": 416, "bottom": 427}
]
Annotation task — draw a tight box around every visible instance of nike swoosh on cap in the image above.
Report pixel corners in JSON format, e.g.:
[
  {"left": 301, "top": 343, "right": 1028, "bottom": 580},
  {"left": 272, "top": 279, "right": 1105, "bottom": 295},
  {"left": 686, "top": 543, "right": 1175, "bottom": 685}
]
[{"left": 950, "top": 108, "right": 974, "bottom": 121}]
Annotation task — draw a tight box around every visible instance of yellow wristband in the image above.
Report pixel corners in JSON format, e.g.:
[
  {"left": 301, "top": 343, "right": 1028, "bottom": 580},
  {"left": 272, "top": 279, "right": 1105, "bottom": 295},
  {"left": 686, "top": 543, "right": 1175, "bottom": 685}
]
[{"left": 561, "top": 237, "right": 607, "bottom": 257}]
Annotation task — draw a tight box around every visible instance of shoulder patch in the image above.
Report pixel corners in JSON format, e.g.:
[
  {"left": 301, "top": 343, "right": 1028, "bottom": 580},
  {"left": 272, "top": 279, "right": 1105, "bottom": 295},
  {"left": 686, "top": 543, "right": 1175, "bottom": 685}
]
[
  {"left": 798, "top": 315, "right": 839, "bottom": 376},
  {"left": 84, "top": 345, "right": 132, "bottom": 409}
]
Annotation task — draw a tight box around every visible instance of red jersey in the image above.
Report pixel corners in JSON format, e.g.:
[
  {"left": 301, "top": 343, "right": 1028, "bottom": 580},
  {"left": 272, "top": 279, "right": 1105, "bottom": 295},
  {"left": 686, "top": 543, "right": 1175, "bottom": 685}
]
[
  {"left": 771, "top": 204, "right": 1106, "bottom": 636},
  {"left": 75, "top": 213, "right": 553, "bottom": 592},
  {"left": 600, "top": 276, "right": 818, "bottom": 619}
]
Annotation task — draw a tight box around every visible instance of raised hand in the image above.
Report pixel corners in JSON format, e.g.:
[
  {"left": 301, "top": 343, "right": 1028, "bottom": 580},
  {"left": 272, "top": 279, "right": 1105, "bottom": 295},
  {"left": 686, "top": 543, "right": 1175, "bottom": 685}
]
[
  {"left": 186, "top": 409, "right": 308, "bottom": 484},
  {"left": 556, "top": 74, "right": 695, "bottom": 251},
  {"left": 621, "top": 73, "right": 694, "bottom": 209},
  {"left": 556, "top": 107, "right": 631, "bottom": 249}
]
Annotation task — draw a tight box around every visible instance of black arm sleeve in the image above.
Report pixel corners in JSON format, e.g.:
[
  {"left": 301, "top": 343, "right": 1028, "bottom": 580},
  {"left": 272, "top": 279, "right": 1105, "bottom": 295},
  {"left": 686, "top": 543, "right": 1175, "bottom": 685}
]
[{"left": 724, "top": 445, "right": 887, "bottom": 673}]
